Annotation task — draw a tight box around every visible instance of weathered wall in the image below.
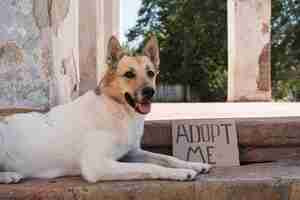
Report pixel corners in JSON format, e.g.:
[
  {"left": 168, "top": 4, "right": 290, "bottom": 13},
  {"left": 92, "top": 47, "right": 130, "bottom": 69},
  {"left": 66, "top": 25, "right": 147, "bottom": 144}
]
[
  {"left": 0, "top": 0, "right": 79, "bottom": 111},
  {"left": 97, "top": 0, "right": 120, "bottom": 82},
  {"left": 78, "top": 0, "right": 120, "bottom": 95},
  {"left": 227, "top": 0, "right": 271, "bottom": 102},
  {"left": 49, "top": 0, "right": 80, "bottom": 106},
  {"left": 79, "top": 0, "right": 97, "bottom": 95}
]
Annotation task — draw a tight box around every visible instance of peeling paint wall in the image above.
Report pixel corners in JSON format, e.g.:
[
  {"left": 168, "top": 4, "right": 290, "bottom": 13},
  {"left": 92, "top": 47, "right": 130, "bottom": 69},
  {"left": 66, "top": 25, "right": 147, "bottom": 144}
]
[
  {"left": 0, "top": 0, "right": 50, "bottom": 110},
  {"left": 0, "top": 0, "right": 79, "bottom": 110},
  {"left": 49, "top": 0, "right": 79, "bottom": 106},
  {"left": 33, "top": 0, "right": 71, "bottom": 30}
]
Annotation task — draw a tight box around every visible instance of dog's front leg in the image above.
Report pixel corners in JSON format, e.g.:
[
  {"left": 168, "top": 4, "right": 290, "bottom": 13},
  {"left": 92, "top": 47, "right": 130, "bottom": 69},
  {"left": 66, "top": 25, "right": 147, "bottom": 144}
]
[
  {"left": 121, "top": 149, "right": 211, "bottom": 174},
  {"left": 80, "top": 159, "right": 198, "bottom": 182}
]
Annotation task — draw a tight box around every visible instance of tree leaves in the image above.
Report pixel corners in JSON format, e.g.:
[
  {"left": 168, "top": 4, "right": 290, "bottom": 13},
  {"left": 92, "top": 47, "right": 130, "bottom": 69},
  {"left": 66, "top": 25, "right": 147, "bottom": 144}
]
[
  {"left": 272, "top": 0, "right": 300, "bottom": 100},
  {"left": 127, "top": 0, "right": 300, "bottom": 101}
]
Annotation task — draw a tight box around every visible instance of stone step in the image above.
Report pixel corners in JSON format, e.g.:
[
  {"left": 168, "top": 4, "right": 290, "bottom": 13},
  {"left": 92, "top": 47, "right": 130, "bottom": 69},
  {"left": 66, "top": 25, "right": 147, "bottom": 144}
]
[
  {"left": 0, "top": 107, "right": 48, "bottom": 117},
  {"left": 1, "top": 161, "right": 300, "bottom": 200},
  {"left": 143, "top": 118, "right": 300, "bottom": 163},
  {"left": 143, "top": 103, "right": 300, "bottom": 163}
]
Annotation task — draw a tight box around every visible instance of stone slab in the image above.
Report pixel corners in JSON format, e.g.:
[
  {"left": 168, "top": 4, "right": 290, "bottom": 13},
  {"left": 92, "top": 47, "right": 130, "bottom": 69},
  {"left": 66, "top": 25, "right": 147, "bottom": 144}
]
[
  {"left": 1, "top": 161, "right": 300, "bottom": 200},
  {"left": 240, "top": 147, "right": 300, "bottom": 163},
  {"left": 143, "top": 103, "right": 300, "bottom": 163},
  {"left": 0, "top": 107, "right": 48, "bottom": 117},
  {"left": 146, "top": 103, "right": 300, "bottom": 121},
  {"left": 143, "top": 146, "right": 298, "bottom": 164},
  {"left": 144, "top": 118, "right": 300, "bottom": 163},
  {"left": 144, "top": 118, "right": 300, "bottom": 148}
]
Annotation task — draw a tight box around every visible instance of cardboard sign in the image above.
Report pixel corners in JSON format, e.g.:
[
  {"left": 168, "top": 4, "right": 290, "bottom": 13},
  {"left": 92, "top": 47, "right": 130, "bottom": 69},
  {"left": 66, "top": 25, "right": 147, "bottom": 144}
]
[{"left": 172, "top": 119, "right": 240, "bottom": 166}]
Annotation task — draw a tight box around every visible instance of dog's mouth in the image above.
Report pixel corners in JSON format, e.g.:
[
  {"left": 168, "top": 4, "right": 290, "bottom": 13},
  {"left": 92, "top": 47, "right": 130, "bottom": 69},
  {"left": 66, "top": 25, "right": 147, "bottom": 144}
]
[{"left": 125, "top": 93, "right": 152, "bottom": 115}]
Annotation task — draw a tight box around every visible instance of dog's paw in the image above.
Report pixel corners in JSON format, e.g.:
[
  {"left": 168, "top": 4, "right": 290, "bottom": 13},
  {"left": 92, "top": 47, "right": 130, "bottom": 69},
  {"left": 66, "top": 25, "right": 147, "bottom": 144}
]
[
  {"left": 188, "top": 163, "right": 212, "bottom": 174},
  {"left": 170, "top": 169, "right": 197, "bottom": 181},
  {"left": 0, "top": 172, "right": 23, "bottom": 184}
]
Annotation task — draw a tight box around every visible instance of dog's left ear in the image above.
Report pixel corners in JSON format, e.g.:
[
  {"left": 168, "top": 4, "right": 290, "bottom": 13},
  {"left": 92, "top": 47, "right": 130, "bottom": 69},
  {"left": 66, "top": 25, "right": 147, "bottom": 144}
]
[
  {"left": 106, "top": 36, "right": 124, "bottom": 69},
  {"left": 143, "top": 35, "right": 160, "bottom": 68}
]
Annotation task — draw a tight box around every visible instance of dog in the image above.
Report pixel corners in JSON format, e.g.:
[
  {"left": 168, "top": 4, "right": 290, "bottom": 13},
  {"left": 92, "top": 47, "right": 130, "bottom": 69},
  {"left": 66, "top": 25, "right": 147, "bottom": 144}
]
[{"left": 0, "top": 36, "right": 211, "bottom": 184}]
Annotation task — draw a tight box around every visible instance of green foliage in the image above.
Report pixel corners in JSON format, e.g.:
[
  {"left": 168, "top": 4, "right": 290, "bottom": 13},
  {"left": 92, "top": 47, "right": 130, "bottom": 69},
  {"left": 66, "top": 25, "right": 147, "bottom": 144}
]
[
  {"left": 121, "top": 42, "right": 136, "bottom": 55},
  {"left": 272, "top": 0, "right": 300, "bottom": 101},
  {"left": 127, "top": 0, "right": 300, "bottom": 102}
]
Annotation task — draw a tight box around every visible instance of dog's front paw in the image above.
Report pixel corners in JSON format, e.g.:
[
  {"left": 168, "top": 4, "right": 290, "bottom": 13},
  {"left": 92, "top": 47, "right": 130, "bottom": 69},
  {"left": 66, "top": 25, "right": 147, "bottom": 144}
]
[
  {"left": 0, "top": 172, "right": 23, "bottom": 184},
  {"left": 170, "top": 169, "right": 197, "bottom": 181},
  {"left": 188, "top": 163, "right": 212, "bottom": 174}
]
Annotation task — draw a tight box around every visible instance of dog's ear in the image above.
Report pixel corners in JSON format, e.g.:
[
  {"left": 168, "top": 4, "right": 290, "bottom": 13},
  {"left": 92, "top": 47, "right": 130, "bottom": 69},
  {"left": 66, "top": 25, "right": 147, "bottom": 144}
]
[
  {"left": 106, "top": 36, "right": 124, "bottom": 69},
  {"left": 143, "top": 35, "right": 160, "bottom": 68}
]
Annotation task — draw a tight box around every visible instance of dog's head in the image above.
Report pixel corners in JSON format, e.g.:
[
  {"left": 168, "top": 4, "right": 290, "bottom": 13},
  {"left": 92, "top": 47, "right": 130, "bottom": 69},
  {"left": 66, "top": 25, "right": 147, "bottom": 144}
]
[{"left": 96, "top": 36, "right": 160, "bottom": 115}]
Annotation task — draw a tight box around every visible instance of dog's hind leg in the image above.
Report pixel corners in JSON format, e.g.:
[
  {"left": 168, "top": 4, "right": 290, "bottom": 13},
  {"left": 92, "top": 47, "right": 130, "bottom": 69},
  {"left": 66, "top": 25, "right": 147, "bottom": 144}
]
[
  {"left": 0, "top": 123, "right": 23, "bottom": 184},
  {"left": 0, "top": 172, "right": 23, "bottom": 184},
  {"left": 0, "top": 128, "right": 23, "bottom": 184}
]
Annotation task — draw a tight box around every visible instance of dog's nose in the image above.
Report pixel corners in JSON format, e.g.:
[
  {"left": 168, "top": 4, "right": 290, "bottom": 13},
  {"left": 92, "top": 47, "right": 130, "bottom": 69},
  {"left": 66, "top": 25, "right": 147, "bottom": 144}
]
[{"left": 142, "top": 87, "right": 155, "bottom": 99}]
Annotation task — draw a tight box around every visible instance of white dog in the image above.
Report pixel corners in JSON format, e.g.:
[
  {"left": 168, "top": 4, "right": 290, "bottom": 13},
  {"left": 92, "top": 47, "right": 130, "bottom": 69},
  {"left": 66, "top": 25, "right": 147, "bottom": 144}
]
[{"left": 0, "top": 36, "right": 211, "bottom": 184}]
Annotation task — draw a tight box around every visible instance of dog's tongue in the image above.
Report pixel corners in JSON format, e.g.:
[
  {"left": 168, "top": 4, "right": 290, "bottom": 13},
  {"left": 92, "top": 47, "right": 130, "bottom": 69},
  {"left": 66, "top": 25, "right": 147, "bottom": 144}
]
[{"left": 135, "top": 101, "right": 151, "bottom": 114}]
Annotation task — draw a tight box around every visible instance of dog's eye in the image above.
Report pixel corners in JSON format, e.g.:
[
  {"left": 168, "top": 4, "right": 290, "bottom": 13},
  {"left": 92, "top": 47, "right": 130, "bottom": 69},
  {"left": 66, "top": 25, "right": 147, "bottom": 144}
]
[
  {"left": 147, "top": 71, "right": 155, "bottom": 78},
  {"left": 123, "top": 71, "right": 136, "bottom": 79}
]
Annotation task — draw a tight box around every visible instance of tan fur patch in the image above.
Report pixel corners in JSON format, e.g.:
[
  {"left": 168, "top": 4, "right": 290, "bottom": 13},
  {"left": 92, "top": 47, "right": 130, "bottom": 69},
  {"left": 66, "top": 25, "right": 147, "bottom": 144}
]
[
  {"left": 95, "top": 35, "right": 160, "bottom": 109},
  {"left": 95, "top": 55, "right": 158, "bottom": 107}
]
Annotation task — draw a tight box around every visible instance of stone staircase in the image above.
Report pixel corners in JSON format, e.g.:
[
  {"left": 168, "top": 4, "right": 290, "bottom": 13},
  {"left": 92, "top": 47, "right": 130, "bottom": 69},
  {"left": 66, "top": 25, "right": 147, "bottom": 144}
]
[
  {"left": 143, "top": 117, "right": 300, "bottom": 164},
  {"left": 143, "top": 103, "right": 300, "bottom": 164},
  {"left": 2, "top": 103, "right": 300, "bottom": 199},
  {"left": 1, "top": 161, "right": 300, "bottom": 200}
]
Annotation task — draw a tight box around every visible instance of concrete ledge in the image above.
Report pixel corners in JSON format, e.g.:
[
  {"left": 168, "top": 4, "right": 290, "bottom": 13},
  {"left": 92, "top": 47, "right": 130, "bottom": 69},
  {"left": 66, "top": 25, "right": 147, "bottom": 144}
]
[
  {"left": 2, "top": 161, "right": 300, "bottom": 200},
  {"left": 144, "top": 119, "right": 300, "bottom": 147},
  {"left": 144, "top": 103, "right": 300, "bottom": 148},
  {"left": 144, "top": 118, "right": 300, "bottom": 163},
  {"left": 146, "top": 103, "right": 300, "bottom": 121},
  {"left": 144, "top": 103, "right": 300, "bottom": 163},
  {"left": 0, "top": 107, "right": 48, "bottom": 117}
]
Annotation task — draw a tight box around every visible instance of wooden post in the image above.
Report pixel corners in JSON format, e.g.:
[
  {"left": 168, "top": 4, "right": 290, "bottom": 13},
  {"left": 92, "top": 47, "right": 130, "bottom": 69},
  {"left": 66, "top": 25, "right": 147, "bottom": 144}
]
[
  {"left": 79, "top": 0, "right": 97, "bottom": 95},
  {"left": 227, "top": 0, "right": 271, "bottom": 102},
  {"left": 78, "top": 0, "right": 120, "bottom": 94},
  {"left": 97, "top": 0, "right": 120, "bottom": 82}
]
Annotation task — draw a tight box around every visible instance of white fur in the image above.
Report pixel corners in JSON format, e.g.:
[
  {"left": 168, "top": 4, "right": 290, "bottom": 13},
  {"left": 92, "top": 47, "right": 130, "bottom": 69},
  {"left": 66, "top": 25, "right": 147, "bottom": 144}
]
[{"left": 0, "top": 91, "right": 210, "bottom": 183}]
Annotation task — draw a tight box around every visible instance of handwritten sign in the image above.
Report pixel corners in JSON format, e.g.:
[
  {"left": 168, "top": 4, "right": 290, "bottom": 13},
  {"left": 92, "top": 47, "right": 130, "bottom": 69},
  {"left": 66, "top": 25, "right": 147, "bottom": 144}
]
[{"left": 172, "top": 119, "right": 240, "bottom": 166}]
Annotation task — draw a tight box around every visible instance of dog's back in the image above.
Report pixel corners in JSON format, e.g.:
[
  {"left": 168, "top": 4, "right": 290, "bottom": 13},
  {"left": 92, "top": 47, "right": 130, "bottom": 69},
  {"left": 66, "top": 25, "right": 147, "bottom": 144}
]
[
  {"left": 0, "top": 104, "right": 85, "bottom": 177},
  {"left": 0, "top": 91, "right": 128, "bottom": 177}
]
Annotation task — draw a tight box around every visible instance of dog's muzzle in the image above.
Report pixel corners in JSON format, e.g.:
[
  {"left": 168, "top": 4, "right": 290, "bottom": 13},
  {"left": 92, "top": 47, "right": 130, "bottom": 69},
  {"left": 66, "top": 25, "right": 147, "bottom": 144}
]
[
  {"left": 125, "top": 87, "right": 155, "bottom": 115},
  {"left": 141, "top": 87, "right": 155, "bottom": 100}
]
